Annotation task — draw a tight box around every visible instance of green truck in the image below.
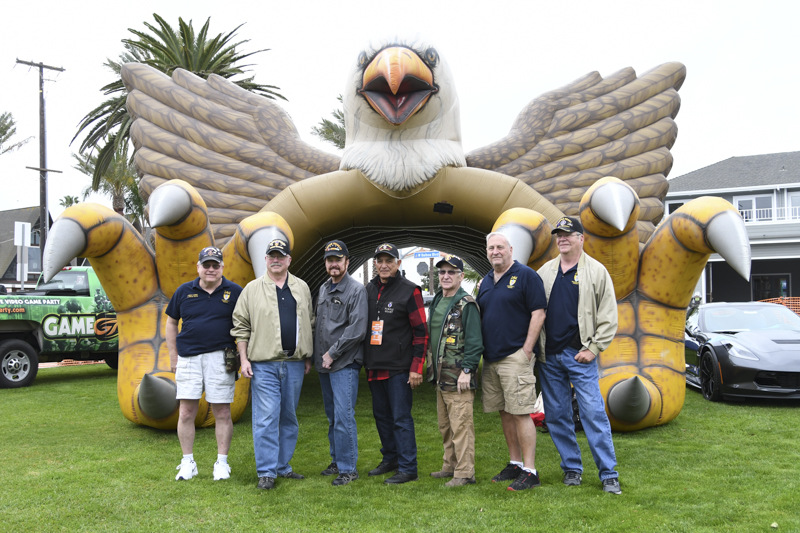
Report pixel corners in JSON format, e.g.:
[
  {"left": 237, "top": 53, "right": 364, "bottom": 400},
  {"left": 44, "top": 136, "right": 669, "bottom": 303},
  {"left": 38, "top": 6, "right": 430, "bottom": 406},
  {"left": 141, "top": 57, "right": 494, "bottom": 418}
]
[{"left": 0, "top": 266, "right": 118, "bottom": 388}]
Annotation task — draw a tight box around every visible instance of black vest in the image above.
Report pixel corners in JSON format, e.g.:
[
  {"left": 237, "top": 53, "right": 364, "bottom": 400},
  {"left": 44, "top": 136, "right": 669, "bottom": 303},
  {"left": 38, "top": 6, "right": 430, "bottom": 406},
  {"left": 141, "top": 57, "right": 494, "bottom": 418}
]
[{"left": 365, "top": 274, "right": 418, "bottom": 371}]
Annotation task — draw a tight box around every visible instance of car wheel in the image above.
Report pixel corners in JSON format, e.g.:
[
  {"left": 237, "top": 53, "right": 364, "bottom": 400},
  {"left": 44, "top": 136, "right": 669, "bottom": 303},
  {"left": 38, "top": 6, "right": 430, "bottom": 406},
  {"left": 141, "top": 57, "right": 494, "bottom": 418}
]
[
  {"left": 699, "top": 350, "right": 723, "bottom": 402},
  {"left": 104, "top": 353, "right": 119, "bottom": 370},
  {"left": 0, "top": 339, "right": 39, "bottom": 388}
]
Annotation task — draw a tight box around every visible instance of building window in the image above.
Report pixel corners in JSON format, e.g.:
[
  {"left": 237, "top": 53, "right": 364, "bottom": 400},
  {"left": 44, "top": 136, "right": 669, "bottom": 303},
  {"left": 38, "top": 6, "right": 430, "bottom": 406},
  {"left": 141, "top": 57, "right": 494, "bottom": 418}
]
[
  {"left": 789, "top": 193, "right": 800, "bottom": 220},
  {"left": 666, "top": 201, "right": 684, "bottom": 214},
  {"left": 752, "top": 274, "right": 790, "bottom": 300},
  {"left": 734, "top": 194, "right": 773, "bottom": 222}
]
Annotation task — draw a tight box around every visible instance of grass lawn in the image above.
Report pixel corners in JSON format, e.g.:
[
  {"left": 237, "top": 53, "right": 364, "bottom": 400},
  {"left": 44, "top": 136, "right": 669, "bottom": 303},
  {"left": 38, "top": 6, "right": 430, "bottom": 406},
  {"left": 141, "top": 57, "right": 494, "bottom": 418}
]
[{"left": 2, "top": 364, "right": 799, "bottom": 532}]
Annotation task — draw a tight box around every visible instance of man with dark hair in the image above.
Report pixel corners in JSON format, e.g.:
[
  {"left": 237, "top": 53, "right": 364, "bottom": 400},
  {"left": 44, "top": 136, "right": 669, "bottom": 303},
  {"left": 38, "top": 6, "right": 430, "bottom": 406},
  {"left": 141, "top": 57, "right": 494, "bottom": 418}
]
[
  {"left": 167, "top": 246, "right": 242, "bottom": 482},
  {"left": 364, "top": 243, "right": 429, "bottom": 484},
  {"left": 426, "top": 254, "right": 483, "bottom": 487},
  {"left": 538, "top": 216, "right": 621, "bottom": 494},
  {"left": 314, "top": 240, "right": 368, "bottom": 486},
  {"left": 477, "top": 232, "right": 547, "bottom": 491},
  {"left": 231, "top": 239, "right": 314, "bottom": 490}
]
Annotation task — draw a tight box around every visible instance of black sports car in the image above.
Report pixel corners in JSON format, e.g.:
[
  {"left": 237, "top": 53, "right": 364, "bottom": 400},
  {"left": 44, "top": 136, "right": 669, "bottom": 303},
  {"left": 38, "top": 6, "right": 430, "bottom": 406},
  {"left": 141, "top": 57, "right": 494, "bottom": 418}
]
[{"left": 685, "top": 302, "right": 800, "bottom": 401}]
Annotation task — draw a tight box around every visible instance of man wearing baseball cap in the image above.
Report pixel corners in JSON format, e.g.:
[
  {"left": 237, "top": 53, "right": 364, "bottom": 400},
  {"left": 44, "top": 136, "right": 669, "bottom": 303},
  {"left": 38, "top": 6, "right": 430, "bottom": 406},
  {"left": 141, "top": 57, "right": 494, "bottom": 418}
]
[
  {"left": 364, "top": 243, "right": 429, "bottom": 484},
  {"left": 426, "top": 254, "right": 484, "bottom": 486},
  {"left": 166, "top": 246, "right": 243, "bottom": 482},
  {"left": 231, "top": 238, "right": 315, "bottom": 490},
  {"left": 314, "top": 240, "right": 368, "bottom": 486},
  {"left": 537, "top": 216, "right": 621, "bottom": 494}
]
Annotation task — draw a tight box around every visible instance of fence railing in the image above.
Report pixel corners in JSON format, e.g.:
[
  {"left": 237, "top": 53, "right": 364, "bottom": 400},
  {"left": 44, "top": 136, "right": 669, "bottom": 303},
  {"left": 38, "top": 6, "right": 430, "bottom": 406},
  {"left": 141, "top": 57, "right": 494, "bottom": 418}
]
[{"left": 738, "top": 206, "right": 800, "bottom": 223}]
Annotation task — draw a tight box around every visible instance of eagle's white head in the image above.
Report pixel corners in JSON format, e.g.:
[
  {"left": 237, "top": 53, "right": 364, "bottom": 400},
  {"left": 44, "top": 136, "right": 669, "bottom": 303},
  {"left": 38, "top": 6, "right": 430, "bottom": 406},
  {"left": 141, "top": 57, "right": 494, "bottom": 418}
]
[{"left": 340, "top": 37, "right": 466, "bottom": 192}]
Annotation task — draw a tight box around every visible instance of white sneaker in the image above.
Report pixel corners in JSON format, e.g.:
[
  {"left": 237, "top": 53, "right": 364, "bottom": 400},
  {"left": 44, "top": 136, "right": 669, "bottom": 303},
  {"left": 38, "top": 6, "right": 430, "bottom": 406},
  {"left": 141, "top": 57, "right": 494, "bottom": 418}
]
[
  {"left": 213, "top": 461, "right": 231, "bottom": 480},
  {"left": 175, "top": 460, "right": 198, "bottom": 480}
]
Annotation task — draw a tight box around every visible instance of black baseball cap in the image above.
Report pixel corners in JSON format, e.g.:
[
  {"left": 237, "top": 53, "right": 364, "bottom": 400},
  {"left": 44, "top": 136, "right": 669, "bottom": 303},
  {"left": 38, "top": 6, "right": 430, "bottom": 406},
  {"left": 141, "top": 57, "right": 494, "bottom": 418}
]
[
  {"left": 551, "top": 216, "right": 584, "bottom": 235},
  {"left": 435, "top": 254, "right": 464, "bottom": 272},
  {"left": 374, "top": 243, "right": 400, "bottom": 259},
  {"left": 323, "top": 240, "right": 349, "bottom": 258},
  {"left": 198, "top": 246, "right": 223, "bottom": 263},
  {"left": 267, "top": 238, "right": 290, "bottom": 256}
]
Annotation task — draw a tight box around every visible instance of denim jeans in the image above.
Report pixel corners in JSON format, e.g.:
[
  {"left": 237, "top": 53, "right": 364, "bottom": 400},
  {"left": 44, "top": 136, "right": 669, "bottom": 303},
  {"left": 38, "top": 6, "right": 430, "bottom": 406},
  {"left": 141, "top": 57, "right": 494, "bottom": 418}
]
[
  {"left": 538, "top": 347, "right": 619, "bottom": 481},
  {"left": 368, "top": 372, "right": 417, "bottom": 475},
  {"left": 319, "top": 368, "right": 360, "bottom": 474},
  {"left": 250, "top": 360, "right": 305, "bottom": 478}
]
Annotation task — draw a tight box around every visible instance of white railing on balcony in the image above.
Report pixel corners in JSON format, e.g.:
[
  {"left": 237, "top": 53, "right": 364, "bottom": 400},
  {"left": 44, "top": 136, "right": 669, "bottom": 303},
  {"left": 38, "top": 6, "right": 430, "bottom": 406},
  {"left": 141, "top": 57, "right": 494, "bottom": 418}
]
[{"left": 738, "top": 207, "right": 800, "bottom": 223}]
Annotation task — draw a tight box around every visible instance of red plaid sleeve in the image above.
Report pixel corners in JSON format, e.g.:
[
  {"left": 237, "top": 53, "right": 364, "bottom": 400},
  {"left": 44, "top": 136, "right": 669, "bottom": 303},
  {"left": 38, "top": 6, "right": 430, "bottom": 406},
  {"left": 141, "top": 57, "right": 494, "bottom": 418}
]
[{"left": 408, "top": 287, "right": 428, "bottom": 374}]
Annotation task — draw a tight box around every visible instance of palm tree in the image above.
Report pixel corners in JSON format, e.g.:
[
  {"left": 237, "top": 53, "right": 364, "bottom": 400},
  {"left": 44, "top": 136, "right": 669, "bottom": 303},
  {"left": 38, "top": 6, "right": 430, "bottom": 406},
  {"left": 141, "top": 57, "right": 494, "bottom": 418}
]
[
  {"left": 0, "top": 111, "right": 32, "bottom": 156},
  {"left": 73, "top": 144, "right": 145, "bottom": 230},
  {"left": 73, "top": 14, "right": 286, "bottom": 188},
  {"left": 59, "top": 196, "right": 80, "bottom": 208},
  {"left": 311, "top": 95, "right": 346, "bottom": 150}
]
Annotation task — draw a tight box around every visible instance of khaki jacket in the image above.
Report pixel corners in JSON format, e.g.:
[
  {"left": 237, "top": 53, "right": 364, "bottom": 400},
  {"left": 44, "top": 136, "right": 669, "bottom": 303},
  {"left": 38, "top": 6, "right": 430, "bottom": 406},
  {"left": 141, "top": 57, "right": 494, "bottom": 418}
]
[
  {"left": 537, "top": 251, "right": 618, "bottom": 360},
  {"left": 231, "top": 273, "right": 314, "bottom": 361}
]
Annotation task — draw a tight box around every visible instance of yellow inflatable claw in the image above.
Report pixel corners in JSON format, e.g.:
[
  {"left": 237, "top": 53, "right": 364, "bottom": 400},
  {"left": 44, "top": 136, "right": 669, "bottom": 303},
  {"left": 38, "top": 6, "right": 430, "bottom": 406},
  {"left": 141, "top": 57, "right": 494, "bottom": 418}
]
[
  {"left": 41, "top": 185, "right": 283, "bottom": 430},
  {"left": 579, "top": 180, "right": 750, "bottom": 431}
]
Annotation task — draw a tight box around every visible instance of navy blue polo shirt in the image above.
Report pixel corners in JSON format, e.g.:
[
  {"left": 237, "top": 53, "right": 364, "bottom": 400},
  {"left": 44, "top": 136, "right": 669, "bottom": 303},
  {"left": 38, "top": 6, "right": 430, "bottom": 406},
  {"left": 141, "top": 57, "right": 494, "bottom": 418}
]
[
  {"left": 165, "top": 276, "right": 242, "bottom": 357},
  {"left": 276, "top": 282, "right": 297, "bottom": 352},
  {"left": 477, "top": 260, "right": 547, "bottom": 362},
  {"left": 544, "top": 262, "right": 580, "bottom": 354}
]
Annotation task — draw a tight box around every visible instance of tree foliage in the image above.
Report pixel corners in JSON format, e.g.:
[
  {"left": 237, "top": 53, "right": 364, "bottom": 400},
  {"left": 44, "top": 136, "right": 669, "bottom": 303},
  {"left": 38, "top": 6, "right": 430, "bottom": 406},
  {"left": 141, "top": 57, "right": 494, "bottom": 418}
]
[
  {"left": 73, "top": 13, "right": 286, "bottom": 188},
  {"left": 59, "top": 196, "right": 80, "bottom": 208},
  {"left": 311, "top": 95, "right": 346, "bottom": 150},
  {"left": 0, "top": 111, "right": 32, "bottom": 156}
]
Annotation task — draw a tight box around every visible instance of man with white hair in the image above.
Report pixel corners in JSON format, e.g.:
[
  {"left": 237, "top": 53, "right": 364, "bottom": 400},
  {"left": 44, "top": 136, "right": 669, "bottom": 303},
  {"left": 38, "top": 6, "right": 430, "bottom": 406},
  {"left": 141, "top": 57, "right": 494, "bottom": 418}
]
[{"left": 477, "top": 232, "right": 547, "bottom": 491}]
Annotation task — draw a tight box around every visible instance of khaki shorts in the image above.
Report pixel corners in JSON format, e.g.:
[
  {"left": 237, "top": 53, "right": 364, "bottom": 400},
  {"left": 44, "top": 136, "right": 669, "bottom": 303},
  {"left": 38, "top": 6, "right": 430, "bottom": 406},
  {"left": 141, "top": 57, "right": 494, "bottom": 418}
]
[
  {"left": 481, "top": 348, "right": 537, "bottom": 415},
  {"left": 175, "top": 350, "right": 235, "bottom": 404}
]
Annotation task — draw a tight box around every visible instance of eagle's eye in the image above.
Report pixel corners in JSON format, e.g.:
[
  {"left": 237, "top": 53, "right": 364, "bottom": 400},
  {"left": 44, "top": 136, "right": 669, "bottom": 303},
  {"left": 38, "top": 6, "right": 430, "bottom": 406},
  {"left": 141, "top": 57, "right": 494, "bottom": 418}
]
[
  {"left": 357, "top": 51, "right": 368, "bottom": 67},
  {"left": 424, "top": 48, "right": 438, "bottom": 67}
]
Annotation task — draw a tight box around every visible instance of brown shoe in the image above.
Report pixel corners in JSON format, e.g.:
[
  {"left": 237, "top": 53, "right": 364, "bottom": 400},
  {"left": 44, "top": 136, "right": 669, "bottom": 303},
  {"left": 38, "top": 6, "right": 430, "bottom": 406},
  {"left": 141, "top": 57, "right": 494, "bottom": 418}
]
[
  {"left": 445, "top": 476, "right": 476, "bottom": 487},
  {"left": 430, "top": 470, "right": 454, "bottom": 479}
]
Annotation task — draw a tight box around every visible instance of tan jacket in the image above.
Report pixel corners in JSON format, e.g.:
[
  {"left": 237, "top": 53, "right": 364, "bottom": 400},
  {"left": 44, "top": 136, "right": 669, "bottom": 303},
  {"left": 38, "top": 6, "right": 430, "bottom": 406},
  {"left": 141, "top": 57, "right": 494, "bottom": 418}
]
[
  {"left": 537, "top": 251, "right": 618, "bottom": 359},
  {"left": 231, "top": 273, "right": 314, "bottom": 361}
]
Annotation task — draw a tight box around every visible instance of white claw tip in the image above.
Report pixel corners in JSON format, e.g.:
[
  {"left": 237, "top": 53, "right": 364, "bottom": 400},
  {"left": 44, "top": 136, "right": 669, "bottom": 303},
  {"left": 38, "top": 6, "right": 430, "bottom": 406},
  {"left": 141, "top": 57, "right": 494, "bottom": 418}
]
[
  {"left": 149, "top": 184, "right": 192, "bottom": 228},
  {"left": 707, "top": 210, "right": 752, "bottom": 280},
  {"left": 42, "top": 219, "right": 87, "bottom": 282},
  {"left": 590, "top": 182, "right": 636, "bottom": 231}
]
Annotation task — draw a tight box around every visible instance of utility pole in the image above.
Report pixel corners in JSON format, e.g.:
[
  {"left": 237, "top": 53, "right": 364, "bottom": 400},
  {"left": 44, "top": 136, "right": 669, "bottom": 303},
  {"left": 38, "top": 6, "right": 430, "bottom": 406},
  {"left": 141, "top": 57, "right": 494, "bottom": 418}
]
[{"left": 17, "top": 59, "right": 65, "bottom": 259}]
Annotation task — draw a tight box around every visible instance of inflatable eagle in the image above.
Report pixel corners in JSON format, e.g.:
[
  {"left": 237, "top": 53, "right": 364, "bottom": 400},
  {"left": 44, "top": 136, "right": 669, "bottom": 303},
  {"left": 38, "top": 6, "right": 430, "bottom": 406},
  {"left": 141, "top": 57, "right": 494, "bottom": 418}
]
[{"left": 45, "top": 37, "right": 750, "bottom": 431}]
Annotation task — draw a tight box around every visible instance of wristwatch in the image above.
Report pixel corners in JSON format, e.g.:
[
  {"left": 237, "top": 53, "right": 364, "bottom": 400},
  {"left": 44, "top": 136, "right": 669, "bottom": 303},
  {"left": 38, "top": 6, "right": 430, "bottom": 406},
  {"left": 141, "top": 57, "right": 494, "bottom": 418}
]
[{"left": 463, "top": 368, "right": 471, "bottom": 374}]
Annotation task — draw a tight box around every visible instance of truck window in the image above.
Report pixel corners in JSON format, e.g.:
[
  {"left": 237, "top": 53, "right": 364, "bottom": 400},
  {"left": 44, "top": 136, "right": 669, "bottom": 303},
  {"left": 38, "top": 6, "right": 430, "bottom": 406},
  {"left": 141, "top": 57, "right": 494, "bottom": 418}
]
[{"left": 37, "top": 271, "right": 91, "bottom": 296}]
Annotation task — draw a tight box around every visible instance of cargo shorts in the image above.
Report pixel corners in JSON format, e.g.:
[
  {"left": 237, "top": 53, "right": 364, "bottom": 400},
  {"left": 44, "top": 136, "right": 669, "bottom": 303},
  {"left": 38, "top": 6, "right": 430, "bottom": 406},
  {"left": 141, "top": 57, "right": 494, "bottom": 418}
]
[
  {"left": 175, "top": 349, "right": 235, "bottom": 404},
  {"left": 481, "top": 347, "right": 538, "bottom": 415}
]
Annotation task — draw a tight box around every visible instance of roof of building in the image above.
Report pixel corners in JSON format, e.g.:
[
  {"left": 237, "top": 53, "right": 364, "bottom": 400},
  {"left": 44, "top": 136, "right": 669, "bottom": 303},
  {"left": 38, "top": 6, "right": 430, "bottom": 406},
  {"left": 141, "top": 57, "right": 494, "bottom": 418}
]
[
  {"left": 667, "top": 151, "right": 800, "bottom": 193},
  {"left": 0, "top": 206, "right": 41, "bottom": 276}
]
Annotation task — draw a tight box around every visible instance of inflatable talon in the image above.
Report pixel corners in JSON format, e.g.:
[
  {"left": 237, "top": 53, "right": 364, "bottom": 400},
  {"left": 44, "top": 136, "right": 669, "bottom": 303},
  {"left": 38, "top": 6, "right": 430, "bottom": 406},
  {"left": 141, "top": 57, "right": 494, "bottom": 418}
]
[
  {"left": 589, "top": 180, "right": 636, "bottom": 232},
  {"left": 607, "top": 375, "right": 652, "bottom": 424},
  {"left": 138, "top": 373, "right": 179, "bottom": 420}
]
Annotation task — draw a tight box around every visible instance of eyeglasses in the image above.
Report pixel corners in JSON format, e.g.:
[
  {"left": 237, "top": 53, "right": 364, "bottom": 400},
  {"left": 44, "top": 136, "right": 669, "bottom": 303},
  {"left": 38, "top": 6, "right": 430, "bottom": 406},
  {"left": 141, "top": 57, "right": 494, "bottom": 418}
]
[
  {"left": 201, "top": 262, "right": 222, "bottom": 270},
  {"left": 438, "top": 269, "right": 461, "bottom": 277}
]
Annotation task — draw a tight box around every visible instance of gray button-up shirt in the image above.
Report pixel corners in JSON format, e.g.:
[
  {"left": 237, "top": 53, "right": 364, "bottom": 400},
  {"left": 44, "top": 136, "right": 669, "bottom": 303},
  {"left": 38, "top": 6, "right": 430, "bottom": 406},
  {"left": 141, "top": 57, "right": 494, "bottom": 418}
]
[{"left": 313, "top": 272, "right": 368, "bottom": 373}]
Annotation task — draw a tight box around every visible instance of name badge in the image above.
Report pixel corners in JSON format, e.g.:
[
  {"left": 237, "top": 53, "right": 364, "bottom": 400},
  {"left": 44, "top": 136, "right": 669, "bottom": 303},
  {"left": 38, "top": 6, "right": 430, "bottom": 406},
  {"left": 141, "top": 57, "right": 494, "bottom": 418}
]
[{"left": 370, "top": 320, "right": 384, "bottom": 345}]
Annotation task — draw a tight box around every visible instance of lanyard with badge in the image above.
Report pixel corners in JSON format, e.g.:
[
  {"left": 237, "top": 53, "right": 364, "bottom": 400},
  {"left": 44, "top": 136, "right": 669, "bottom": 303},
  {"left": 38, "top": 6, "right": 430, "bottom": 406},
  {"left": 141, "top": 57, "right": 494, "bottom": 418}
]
[{"left": 370, "top": 285, "right": 385, "bottom": 345}]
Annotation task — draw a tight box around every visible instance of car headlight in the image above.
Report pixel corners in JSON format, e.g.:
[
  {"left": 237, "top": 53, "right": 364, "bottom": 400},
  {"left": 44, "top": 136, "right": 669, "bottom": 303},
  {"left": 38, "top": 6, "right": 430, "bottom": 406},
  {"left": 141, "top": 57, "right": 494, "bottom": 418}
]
[{"left": 722, "top": 342, "right": 760, "bottom": 361}]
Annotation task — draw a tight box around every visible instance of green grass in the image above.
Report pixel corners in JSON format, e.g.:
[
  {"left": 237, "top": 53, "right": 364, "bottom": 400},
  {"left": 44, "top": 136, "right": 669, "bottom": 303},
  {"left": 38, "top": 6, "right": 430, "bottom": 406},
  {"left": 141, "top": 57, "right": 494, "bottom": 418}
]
[{"left": 2, "top": 365, "right": 798, "bottom": 532}]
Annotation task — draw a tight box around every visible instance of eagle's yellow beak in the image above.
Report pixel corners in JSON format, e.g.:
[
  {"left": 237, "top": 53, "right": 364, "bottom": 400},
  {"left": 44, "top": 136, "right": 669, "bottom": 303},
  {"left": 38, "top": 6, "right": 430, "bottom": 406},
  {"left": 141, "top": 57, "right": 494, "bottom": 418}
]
[{"left": 359, "top": 47, "right": 437, "bottom": 125}]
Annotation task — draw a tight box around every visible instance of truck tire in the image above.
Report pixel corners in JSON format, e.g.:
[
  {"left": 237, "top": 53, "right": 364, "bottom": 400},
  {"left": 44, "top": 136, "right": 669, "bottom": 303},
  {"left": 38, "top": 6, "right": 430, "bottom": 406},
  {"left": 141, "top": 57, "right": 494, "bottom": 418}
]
[
  {"left": 104, "top": 353, "right": 119, "bottom": 370},
  {"left": 0, "top": 339, "right": 39, "bottom": 388}
]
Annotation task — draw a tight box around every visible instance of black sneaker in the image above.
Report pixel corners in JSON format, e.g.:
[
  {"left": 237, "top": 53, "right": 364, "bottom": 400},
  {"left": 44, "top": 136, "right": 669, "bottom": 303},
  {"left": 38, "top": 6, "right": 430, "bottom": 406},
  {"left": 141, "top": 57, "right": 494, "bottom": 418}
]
[
  {"left": 321, "top": 462, "right": 339, "bottom": 476},
  {"left": 491, "top": 463, "right": 522, "bottom": 483},
  {"left": 368, "top": 460, "right": 399, "bottom": 476},
  {"left": 257, "top": 476, "right": 275, "bottom": 490},
  {"left": 507, "top": 470, "right": 541, "bottom": 491},
  {"left": 278, "top": 471, "right": 305, "bottom": 480},
  {"left": 563, "top": 471, "right": 582, "bottom": 486},
  {"left": 332, "top": 472, "right": 359, "bottom": 486},
  {"left": 602, "top": 478, "right": 622, "bottom": 494}
]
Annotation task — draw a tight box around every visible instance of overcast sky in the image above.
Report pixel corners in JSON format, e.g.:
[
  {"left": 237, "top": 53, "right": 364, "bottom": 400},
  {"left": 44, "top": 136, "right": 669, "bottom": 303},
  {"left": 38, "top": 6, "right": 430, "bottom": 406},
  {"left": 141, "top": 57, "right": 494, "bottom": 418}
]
[{"left": 1, "top": 0, "right": 797, "bottom": 218}]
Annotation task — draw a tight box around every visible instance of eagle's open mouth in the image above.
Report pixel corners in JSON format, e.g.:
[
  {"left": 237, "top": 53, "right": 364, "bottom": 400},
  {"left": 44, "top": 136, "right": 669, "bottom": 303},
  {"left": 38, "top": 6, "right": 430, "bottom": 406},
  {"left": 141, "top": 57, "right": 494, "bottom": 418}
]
[{"left": 359, "top": 47, "right": 437, "bottom": 126}]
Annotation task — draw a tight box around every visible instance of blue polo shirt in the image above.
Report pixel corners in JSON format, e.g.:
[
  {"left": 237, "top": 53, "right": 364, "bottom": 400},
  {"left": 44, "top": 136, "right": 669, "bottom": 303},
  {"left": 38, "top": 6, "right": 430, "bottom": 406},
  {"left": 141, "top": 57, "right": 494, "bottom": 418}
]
[
  {"left": 544, "top": 262, "right": 580, "bottom": 354},
  {"left": 165, "top": 276, "right": 242, "bottom": 357},
  {"left": 477, "top": 260, "right": 547, "bottom": 362}
]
